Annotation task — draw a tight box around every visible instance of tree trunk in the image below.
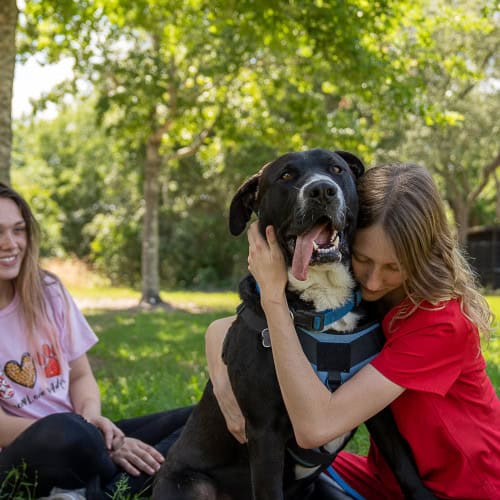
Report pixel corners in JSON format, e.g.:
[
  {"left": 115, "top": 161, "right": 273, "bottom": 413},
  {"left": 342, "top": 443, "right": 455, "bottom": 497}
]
[
  {"left": 140, "top": 135, "right": 163, "bottom": 306},
  {"left": 0, "top": 0, "right": 17, "bottom": 185},
  {"left": 495, "top": 171, "right": 500, "bottom": 222}
]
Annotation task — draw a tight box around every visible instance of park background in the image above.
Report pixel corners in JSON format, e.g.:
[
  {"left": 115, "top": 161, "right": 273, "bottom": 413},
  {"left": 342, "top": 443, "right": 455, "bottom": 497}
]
[{"left": 0, "top": 0, "right": 499, "bottom": 498}]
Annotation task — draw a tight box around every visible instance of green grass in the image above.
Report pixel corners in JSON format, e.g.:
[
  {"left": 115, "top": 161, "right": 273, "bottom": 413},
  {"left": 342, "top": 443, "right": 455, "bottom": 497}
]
[
  {"left": 82, "top": 290, "right": 499, "bottom": 457},
  {"left": 85, "top": 291, "right": 240, "bottom": 419},
  {"left": 483, "top": 296, "right": 500, "bottom": 393},
  {"left": 3, "top": 289, "right": 498, "bottom": 498}
]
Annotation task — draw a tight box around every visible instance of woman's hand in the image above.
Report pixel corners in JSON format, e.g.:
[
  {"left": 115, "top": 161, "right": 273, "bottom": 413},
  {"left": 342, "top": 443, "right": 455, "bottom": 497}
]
[
  {"left": 86, "top": 415, "right": 124, "bottom": 451},
  {"left": 109, "top": 436, "right": 164, "bottom": 476},
  {"left": 247, "top": 222, "right": 288, "bottom": 305},
  {"left": 205, "top": 317, "right": 247, "bottom": 444}
]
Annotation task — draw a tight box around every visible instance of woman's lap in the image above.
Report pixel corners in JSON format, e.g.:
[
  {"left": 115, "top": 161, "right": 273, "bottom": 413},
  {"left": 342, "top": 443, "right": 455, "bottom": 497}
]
[
  {"left": 0, "top": 406, "right": 193, "bottom": 497},
  {"left": 0, "top": 412, "right": 113, "bottom": 495}
]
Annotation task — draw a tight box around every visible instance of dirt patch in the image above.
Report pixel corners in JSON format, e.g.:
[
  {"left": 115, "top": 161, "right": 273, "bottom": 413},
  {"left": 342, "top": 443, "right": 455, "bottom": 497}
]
[
  {"left": 73, "top": 297, "right": 140, "bottom": 310},
  {"left": 74, "top": 297, "right": 207, "bottom": 313}
]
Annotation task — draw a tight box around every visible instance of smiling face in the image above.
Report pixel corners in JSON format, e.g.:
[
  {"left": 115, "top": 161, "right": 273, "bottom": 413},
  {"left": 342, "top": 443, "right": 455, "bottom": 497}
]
[{"left": 0, "top": 198, "right": 27, "bottom": 302}]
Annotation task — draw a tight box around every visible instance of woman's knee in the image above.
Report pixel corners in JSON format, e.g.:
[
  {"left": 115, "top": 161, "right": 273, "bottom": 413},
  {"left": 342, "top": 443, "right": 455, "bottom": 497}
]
[
  {"left": 27, "top": 412, "right": 105, "bottom": 458},
  {"left": 0, "top": 412, "right": 110, "bottom": 492}
]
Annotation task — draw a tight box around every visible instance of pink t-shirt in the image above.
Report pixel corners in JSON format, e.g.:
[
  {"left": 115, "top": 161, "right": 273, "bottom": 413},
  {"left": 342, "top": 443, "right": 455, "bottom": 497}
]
[{"left": 0, "top": 279, "right": 97, "bottom": 420}]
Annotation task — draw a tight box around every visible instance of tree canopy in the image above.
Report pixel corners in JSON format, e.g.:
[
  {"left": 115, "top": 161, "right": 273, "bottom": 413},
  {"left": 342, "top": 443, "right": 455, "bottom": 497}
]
[{"left": 8, "top": 0, "right": 500, "bottom": 291}]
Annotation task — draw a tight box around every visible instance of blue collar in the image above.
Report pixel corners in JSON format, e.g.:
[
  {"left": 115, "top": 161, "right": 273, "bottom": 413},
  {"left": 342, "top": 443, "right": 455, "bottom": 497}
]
[
  {"left": 254, "top": 281, "right": 362, "bottom": 332},
  {"left": 290, "top": 289, "right": 362, "bottom": 332}
]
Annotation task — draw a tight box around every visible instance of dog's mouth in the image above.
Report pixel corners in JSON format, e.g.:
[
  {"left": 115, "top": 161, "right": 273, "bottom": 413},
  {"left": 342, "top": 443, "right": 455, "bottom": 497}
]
[{"left": 288, "top": 218, "right": 345, "bottom": 281}]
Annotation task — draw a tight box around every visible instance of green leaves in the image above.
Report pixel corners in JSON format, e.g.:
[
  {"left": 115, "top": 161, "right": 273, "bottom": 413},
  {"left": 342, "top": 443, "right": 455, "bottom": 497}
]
[{"left": 13, "top": 0, "right": 499, "bottom": 286}]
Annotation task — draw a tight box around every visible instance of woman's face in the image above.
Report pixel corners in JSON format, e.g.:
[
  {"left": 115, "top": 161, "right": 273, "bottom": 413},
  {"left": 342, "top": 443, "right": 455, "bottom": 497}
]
[
  {"left": 351, "top": 224, "right": 406, "bottom": 307},
  {"left": 0, "top": 198, "right": 27, "bottom": 290}
]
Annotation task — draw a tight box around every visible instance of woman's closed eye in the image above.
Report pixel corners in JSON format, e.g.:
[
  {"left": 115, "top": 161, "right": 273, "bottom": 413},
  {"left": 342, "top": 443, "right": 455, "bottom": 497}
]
[{"left": 352, "top": 253, "right": 369, "bottom": 263}]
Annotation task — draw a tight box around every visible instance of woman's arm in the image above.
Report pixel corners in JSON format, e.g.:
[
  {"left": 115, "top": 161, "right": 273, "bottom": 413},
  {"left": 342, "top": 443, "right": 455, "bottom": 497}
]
[
  {"left": 205, "top": 316, "right": 247, "bottom": 444},
  {"left": 69, "top": 354, "right": 164, "bottom": 476},
  {"left": 248, "top": 223, "right": 405, "bottom": 448},
  {"left": 0, "top": 407, "right": 35, "bottom": 448},
  {"left": 69, "top": 354, "right": 123, "bottom": 449}
]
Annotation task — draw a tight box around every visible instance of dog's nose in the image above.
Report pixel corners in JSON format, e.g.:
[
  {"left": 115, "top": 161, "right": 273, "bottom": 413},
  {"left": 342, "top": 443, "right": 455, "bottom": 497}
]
[{"left": 304, "top": 181, "right": 338, "bottom": 203}]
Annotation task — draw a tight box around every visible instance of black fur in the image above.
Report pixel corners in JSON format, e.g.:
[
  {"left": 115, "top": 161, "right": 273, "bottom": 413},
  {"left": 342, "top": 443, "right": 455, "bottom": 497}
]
[{"left": 153, "top": 149, "right": 436, "bottom": 500}]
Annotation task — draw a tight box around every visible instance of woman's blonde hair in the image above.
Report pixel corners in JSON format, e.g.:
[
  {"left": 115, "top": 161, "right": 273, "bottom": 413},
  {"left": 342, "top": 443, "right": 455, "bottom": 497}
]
[
  {"left": 357, "top": 163, "right": 493, "bottom": 337},
  {"left": 0, "top": 183, "right": 65, "bottom": 360}
]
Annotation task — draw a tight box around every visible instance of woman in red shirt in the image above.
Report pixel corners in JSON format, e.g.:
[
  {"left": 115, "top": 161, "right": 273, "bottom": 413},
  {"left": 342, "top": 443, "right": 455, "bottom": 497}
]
[{"left": 206, "top": 162, "right": 500, "bottom": 499}]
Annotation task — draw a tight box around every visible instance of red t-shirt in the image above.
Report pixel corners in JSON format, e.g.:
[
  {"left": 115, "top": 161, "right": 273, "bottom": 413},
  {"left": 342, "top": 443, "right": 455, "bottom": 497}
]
[{"left": 368, "top": 299, "right": 500, "bottom": 499}]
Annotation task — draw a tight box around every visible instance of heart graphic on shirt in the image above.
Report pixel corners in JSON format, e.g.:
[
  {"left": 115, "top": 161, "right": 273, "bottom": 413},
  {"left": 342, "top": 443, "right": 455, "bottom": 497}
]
[{"left": 4, "top": 353, "right": 37, "bottom": 388}]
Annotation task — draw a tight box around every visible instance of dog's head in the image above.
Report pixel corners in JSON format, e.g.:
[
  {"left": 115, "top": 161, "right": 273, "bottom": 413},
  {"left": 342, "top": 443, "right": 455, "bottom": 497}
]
[{"left": 229, "top": 148, "right": 364, "bottom": 281}]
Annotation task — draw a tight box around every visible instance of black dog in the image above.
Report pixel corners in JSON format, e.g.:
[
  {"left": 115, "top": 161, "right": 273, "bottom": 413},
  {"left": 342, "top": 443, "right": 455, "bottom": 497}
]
[{"left": 153, "top": 149, "right": 435, "bottom": 500}]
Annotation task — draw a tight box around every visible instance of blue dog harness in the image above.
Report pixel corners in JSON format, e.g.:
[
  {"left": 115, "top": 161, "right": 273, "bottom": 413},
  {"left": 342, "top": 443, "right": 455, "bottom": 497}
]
[
  {"left": 236, "top": 289, "right": 380, "bottom": 494},
  {"left": 238, "top": 289, "right": 383, "bottom": 392},
  {"left": 296, "top": 319, "right": 382, "bottom": 391}
]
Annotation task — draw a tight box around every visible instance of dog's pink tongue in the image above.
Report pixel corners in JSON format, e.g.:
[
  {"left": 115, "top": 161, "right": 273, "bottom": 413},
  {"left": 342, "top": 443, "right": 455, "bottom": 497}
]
[{"left": 291, "top": 225, "right": 325, "bottom": 281}]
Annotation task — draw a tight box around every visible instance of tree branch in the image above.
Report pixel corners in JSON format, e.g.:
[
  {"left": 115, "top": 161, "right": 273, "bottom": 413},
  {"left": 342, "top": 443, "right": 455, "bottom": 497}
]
[
  {"left": 467, "top": 150, "right": 500, "bottom": 204},
  {"left": 166, "top": 119, "right": 217, "bottom": 162},
  {"left": 456, "top": 41, "right": 499, "bottom": 100}
]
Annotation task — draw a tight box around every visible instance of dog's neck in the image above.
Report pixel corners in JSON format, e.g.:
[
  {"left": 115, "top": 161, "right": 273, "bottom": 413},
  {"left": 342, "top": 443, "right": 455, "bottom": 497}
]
[{"left": 287, "top": 263, "right": 360, "bottom": 332}]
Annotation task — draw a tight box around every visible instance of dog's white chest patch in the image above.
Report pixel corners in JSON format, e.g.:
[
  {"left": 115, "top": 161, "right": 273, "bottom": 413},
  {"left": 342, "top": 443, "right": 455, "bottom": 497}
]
[{"left": 287, "top": 263, "right": 359, "bottom": 332}]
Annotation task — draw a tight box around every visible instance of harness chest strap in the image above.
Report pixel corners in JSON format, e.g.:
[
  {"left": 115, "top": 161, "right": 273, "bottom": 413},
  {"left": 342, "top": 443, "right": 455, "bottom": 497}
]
[
  {"left": 236, "top": 300, "right": 384, "bottom": 470},
  {"left": 236, "top": 300, "right": 383, "bottom": 387},
  {"left": 296, "top": 321, "right": 383, "bottom": 391}
]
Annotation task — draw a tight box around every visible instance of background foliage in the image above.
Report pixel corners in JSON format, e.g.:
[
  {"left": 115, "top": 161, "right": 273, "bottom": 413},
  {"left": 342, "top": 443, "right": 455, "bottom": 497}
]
[{"left": 10, "top": 0, "right": 500, "bottom": 290}]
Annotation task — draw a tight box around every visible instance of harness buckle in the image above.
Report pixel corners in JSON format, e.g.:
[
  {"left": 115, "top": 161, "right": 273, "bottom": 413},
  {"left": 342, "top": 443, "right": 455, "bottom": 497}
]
[
  {"left": 261, "top": 328, "right": 271, "bottom": 348},
  {"left": 292, "top": 309, "right": 325, "bottom": 331}
]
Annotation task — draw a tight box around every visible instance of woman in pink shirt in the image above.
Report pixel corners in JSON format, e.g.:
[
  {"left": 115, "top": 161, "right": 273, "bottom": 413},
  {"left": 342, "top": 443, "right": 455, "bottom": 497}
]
[
  {"left": 207, "top": 162, "right": 500, "bottom": 499},
  {"left": 0, "top": 183, "right": 191, "bottom": 500}
]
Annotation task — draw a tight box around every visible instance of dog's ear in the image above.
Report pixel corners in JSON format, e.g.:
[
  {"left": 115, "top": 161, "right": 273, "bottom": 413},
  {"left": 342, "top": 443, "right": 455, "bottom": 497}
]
[
  {"left": 229, "top": 173, "right": 260, "bottom": 236},
  {"left": 335, "top": 150, "right": 365, "bottom": 178}
]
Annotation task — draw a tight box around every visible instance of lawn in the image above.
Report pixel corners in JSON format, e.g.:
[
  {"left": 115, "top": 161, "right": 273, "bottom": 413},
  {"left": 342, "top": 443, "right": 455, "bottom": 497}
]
[
  {"left": 2, "top": 289, "right": 498, "bottom": 499},
  {"left": 82, "top": 290, "right": 500, "bottom": 458}
]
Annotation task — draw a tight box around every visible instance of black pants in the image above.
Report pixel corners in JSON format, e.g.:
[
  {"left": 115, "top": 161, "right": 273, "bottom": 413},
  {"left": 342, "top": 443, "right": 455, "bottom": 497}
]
[
  {"left": 0, "top": 406, "right": 193, "bottom": 499},
  {"left": 0, "top": 406, "right": 354, "bottom": 500}
]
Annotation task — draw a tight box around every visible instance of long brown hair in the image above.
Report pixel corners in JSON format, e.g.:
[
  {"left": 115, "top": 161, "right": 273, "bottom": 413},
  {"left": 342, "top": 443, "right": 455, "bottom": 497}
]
[
  {"left": 0, "top": 183, "right": 63, "bottom": 357},
  {"left": 357, "top": 163, "right": 493, "bottom": 336}
]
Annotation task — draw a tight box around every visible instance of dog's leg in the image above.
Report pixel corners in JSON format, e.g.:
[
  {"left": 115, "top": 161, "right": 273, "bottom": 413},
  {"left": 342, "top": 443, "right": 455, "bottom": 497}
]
[
  {"left": 246, "top": 429, "right": 286, "bottom": 500},
  {"left": 366, "top": 408, "right": 437, "bottom": 500},
  {"left": 153, "top": 382, "right": 248, "bottom": 500},
  {"left": 153, "top": 470, "right": 228, "bottom": 500}
]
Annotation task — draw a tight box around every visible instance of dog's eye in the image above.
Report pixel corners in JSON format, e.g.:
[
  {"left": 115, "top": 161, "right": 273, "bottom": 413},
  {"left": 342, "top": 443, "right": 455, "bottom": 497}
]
[
  {"left": 280, "top": 171, "right": 294, "bottom": 181},
  {"left": 330, "top": 165, "right": 342, "bottom": 174}
]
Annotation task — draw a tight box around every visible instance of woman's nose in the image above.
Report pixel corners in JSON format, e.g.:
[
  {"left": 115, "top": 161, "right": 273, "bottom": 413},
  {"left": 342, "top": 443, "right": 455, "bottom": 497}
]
[
  {"left": 364, "top": 267, "right": 383, "bottom": 291},
  {"left": 0, "top": 231, "right": 17, "bottom": 249}
]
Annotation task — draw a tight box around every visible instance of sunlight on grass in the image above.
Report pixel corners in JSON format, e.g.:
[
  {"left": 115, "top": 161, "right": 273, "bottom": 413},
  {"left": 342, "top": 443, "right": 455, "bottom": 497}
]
[
  {"left": 484, "top": 296, "right": 500, "bottom": 394},
  {"left": 162, "top": 290, "right": 240, "bottom": 310},
  {"left": 80, "top": 290, "right": 500, "bottom": 457}
]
